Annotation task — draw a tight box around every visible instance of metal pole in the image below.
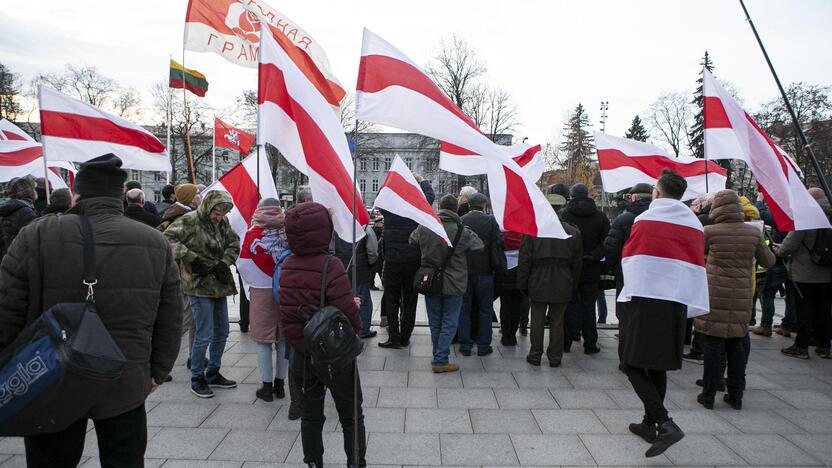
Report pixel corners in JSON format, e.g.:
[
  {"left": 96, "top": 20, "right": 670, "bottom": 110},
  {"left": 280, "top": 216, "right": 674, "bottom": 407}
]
[
  {"left": 704, "top": 70, "right": 710, "bottom": 193},
  {"left": 166, "top": 56, "right": 172, "bottom": 185},
  {"left": 738, "top": 0, "right": 832, "bottom": 206},
  {"left": 212, "top": 116, "right": 216, "bottom": 183},
  {"left": 37, "top": 85, "right": 50, "bottom": 205},
  {"left": 351, "top": 118, "right": 359, "bottom": 468}
]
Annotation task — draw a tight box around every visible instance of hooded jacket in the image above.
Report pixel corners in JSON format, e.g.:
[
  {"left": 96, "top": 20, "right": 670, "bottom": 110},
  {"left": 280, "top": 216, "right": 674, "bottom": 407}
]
[
  {"left": 409, "top": 209, "right": 484, "bottom": 296},
  {"left": 0, "top": 198, "right": 38, "bottom": 258},
  {"left": 517, "top": 221, "right": 583, "bottom": 303},
  {"left": 603, "top": 196, "right": 651, "bottom": 275},
  {"left": 278, "top": 202, "right": 361, "bottom": 351},
  {"left": 164, "top": 191, "right": 240, "bottom": 297},
  {"left": 0, "top": 197, "right": 182, "bottom": 419},
  {"left": 380, "top": 180, "right": 435, "bottom": 263},
  {"left": 561, "top": 196, "right": 610, "bottom": 283},
  {"left": 778, "top": 199, "right": 832, "bottom": 284},
  {"left": 695, "top": 190, "right": 776, "bottom": 339},
  {"left": 158, "top": 202, "right": 193, "bottom": 232}
]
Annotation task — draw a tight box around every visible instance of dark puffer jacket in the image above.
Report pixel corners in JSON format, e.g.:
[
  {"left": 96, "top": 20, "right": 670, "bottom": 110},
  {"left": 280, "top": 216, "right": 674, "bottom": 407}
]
[
  {"left": 461, "top": 210, "right": 505, "bottom": 275},
  {"left": 278, "top": 202, "right": 361, "bottom": 351},
  {"left": 561, "top": 197, "right": 610, "bottom": 283},
  {"left": 603, "top": 197, "right": 651, "bottom": 275},
  {"left": 380, "top": 180, "right": 435, "bottom": 263},
  {"left": 0, "top": 198, "right": 38, "bottom": 258},
  {"left": 0, "top": 197, "right": 183, "bottom": 419},
  {"left": 694, "top": 190, "right": 776, "bottom": 339}
]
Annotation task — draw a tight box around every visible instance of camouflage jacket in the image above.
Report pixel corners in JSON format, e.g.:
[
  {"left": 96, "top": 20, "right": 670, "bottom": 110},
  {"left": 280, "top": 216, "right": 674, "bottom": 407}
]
[{"left": 164, "top": 191, "right": 240, "bottom": 297}]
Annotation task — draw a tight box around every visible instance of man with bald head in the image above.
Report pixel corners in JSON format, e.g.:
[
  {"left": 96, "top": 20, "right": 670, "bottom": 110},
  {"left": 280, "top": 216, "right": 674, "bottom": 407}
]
[{"left": 125, "top": 188, "right": 162, "bottom": 227}]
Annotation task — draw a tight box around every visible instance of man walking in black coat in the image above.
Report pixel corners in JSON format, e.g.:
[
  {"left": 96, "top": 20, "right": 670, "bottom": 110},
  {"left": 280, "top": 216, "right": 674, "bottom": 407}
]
[
  {"left": 561, "top": 183, "right": 609, "bottom": 354},
  {"left": 378, "top": 176, "right": 435, "bottom": 349},
  {"left": 125, "top": 188, "right": 162, "bottom": 227}
]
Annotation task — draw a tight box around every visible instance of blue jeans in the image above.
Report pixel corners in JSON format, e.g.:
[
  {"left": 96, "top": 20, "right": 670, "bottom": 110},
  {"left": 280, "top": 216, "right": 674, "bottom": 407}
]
[
  {"left": 459, "top": 275, "right": 494, "bottom": 352},
  {"left": 761, "top": 264, "right": 787, "bottom": 328},
  {"left": 356, "top": 282, "right": 373, "bottom": 333},
  {"left": 189, "top": 296, "right": 230, "bottom": 379},
  {"left": 425, "top": 294, "right": 463, "bottom": 365}
]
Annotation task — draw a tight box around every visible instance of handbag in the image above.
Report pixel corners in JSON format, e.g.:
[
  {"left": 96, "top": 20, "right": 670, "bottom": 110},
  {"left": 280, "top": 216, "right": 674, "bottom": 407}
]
[
  {"left": 0, "top": 215, "right": 126, "bottom": 436},
  {"left": 414, "top": 221, "right": 464, "bottom": 295}
]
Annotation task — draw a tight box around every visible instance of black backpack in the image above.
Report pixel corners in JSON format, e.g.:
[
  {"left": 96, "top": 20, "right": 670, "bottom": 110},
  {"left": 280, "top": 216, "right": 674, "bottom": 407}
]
[
  {"left": 301, "top": 255, "right": 364, "bottom": 382},
  {"left": 805, "top": 228, "right": 832, "bottom": 267}
]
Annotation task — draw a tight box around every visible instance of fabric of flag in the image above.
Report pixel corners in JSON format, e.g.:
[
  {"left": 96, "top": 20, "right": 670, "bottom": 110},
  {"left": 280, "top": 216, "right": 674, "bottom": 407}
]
[
  {"left": 215, "top": 117, "right": 255, "bottom": 155},
  {"left": 38, "top": 86, "right": 171, "bottom": 172},
  {"left": 258, "top": 29, "right": 369, "bottom": 241},
  {"left": 374, "top": 155, "right": 451, "bottom": 245},
  {"left": 618, "top": 198, "right": 709, "bottom": 318},
  {"left": 439, "top": 141, "right": 546, "bottom": 182},
  {"left": 0, "top": 119, "right": 75, "bottom": 189},
  {"left": 0, "top": 119, "right": 36, "bottom": 142},
  {"left": 169, "top": 60, "right": 209, "bottom": 97},
  {"left": 703, "top": 69, "right": 829, "bottom": 231},
  {"left": 184, "top": 0, "right": 345, "bottom": 108},
  {"left": 595, "top": 131, "right": 727, "bottom": 200},
  {"left": 355, "top": 28, "right": 567, "bottom": 239}
]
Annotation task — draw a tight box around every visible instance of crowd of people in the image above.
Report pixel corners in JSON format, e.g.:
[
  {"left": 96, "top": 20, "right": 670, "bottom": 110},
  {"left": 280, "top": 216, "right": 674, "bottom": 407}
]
[{"left": 0, "top": 155, "right": 830, "bottom": 466}]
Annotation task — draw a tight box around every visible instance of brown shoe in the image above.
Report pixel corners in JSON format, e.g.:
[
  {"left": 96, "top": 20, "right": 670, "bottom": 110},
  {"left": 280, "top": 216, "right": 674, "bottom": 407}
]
[
  {"left": 774, "top": 326, "right": 791, "bottom": 338},
  {"left": 751, "top": 326, "right": 772, "bottom": 337},
  {"left": 431, "top": 363, "right": 460, "bottom": 373}
]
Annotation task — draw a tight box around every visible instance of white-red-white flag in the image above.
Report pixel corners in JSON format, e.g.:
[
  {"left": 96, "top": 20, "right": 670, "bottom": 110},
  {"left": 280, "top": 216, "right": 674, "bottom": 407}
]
[
  {"left": 595, "top": 132, "right": 727, "bottom": 200},
  {"left": 38, "top": 86, "right": 171, "bottom": 172},
  {"left": 258, "top": 29, "right": 369, "bottom": 241},
  {"left": 184, "top": 0, "right": 345, "bottom": 108},
  {"left": 0, "top": 119, "right": 75, "bottom": 189},
  {"left": 618, "top": 198, "right": 709, "bottom": 318},
  {"left": 374, "top": 155, "right": 451, "bottom": 245},
  {"left": 355, "top": 28, "right": 567, "bottom": 239},
  {"left": 703, "top": 69, "right": 829, "bottom": 231},
  {"left": 0, "top": 119, "right": 36, "bottom": 142},
  {"left": 439, "top": 141, "right": 545, "bottom": 182},
  {"left": 203, "top": 151, "right": 278, "bottom": 240}
]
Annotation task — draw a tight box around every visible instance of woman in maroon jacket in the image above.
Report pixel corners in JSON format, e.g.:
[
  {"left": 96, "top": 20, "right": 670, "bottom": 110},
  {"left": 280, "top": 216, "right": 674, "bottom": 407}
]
[{"left": 278, "top": 202, "right": 366, "bottom": 468}]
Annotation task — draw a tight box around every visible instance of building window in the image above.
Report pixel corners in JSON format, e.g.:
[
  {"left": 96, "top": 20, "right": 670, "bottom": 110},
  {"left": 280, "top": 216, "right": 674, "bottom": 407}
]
[
  {"left": 372, "top": 158, "right": 380, "bottom": 171},
  {"left": 360, "top": 159, "right": 367, "bottom": 171},
  {"left": 153, "top": 190, "right": 161, "bottom": 202},
  {"left": 372, "top": 179, "right": 379, "bottom": 192},
  {"left": 439, "top": 180, "right": 445, "bottom": 193},
  {"left": 360, "top": 179, "right": 366, "bottom": 193},
  {"left": 153, "top": 172, "right": 161, "bottom": 182},
  {"left": 384, "top": 157, "right": 391, "bottom": 170},
  {"left": 131, "top": 170, "right": 140, "bottom": 181},
  {"left": 405, "top": 157, "right": 413, "bottom": 169}
]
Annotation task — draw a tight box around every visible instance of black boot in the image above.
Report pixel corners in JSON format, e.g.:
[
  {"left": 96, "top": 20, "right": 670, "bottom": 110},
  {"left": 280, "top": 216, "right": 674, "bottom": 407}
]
[
  {"left": 274, "top": 378, "right": 286, "bottom": 399},
  {"left": 697, "top": 393, "right": 714, "bottom": 410},
  {"left": 723, "top": 393, "right": 742, "bottom": 410},
  {"left": 628, "top": 417, "right": 657, "bottom": 443},
  {"left": 287, "top": 371, "right": 301, "bottom": 420},
  {"left": 645, "top": 419, "right": 684, "bottom": 458},
  {"left": 256, "top": 382, "right": 274, "bottom": 402}
]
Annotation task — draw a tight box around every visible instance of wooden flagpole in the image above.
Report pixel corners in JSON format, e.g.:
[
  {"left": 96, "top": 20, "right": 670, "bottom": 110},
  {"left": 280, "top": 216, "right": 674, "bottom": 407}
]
[{"left": 181, "top": 50, "right": 196, "bottom": 184}]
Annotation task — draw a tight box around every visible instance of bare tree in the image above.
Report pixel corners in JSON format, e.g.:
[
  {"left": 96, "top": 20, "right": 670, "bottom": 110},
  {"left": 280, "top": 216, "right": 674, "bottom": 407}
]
[
  {"left": 33, "top": 65, "right": 116, "bottom": 107},
  {"left": 151, "top": 81, "right": 211, "bottom": 183},
  {"left": 646, "top": 91, "right": 692, "bottom": 157},
  {"left": 483, "top": 87, "right": 519, "bottom": 139},
  {"left": 427, "top": 36, "right": 486, "bottom": 110},
  {"left": 114, "top": 87, "right": 142, "bottom": 120}
]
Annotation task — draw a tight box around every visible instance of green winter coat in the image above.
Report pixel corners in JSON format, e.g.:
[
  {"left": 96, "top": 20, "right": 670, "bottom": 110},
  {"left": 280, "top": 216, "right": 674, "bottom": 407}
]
[{"left": 164, "top": 191, "right": 240, "bottom": 297}]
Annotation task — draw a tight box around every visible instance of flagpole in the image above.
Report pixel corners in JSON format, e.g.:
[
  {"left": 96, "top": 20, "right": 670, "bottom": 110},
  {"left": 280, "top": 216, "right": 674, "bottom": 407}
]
[
  {"left": 703, "top": 71, "right": 710, "bottom": 193},
  {"left": 212, "top": 115, "right": 217, "bottom": 183},
  {"left": 181, "top": 49, "right": 196, "bottom": 184},
  {"left": 738, "top": 0, "right": 832, "bottom": 206},
  {"left": 166, "top": 55, "right": 172, "bottom": 185},
  {"left": 351, "top": 117, "right": 359, "bottom": 468},
  {"left": 37, "top": 85, "right": 51, "bottom": 205}
]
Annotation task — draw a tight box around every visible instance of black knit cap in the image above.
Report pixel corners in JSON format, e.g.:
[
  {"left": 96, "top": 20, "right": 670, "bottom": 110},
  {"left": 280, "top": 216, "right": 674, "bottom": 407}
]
[
  {"left": 629, "top": 182, "right": 653, "bottom": 195},
  {"left": 73, "top": 154, "right": 128, "bottom": 199}
]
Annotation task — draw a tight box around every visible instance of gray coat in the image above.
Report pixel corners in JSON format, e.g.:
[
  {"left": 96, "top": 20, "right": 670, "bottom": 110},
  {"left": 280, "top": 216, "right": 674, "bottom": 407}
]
[
  {"left": 778, "top": 199, "right": 832, "bottom": 284},
  {"left": 410, "top": 209, "right": 484, "bottom": 296}
]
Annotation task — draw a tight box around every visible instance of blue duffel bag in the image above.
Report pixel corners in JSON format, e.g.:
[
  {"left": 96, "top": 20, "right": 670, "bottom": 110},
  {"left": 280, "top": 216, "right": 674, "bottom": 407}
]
[{"left": 0, "top": 215, "right": 125, "bottom": 436}]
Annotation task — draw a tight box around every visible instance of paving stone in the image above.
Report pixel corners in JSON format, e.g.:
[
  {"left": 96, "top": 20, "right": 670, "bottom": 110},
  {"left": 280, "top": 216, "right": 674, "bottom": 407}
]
[
  {"left": 563, "top": 371, "right": 630, "bottom": 389},
  {"left": 437, "top": 388, "right": 498, "bottom": 409},
  {"left": 209, "top": 430, "right": 296, "bottom": 462},
  {"left": 670, "top": 410, "right": 743, "bottom": 434},
  {"left": 494, "top": 388, "right": 557, "bottom": 409},
  {"left": 509, "top": 434, "right": 595, "bottom": 466},
  {"left": 146, "top": 402, "right": 219, "bottom": 428},
  {"left": 777, "top": 410, "right": 832, "bottom": 433},
  {"left": 783, "top": 434, "right": 832, "bottom": 467},
  {"left": 357, "top": 356, "right": 387, "bottom": 371},
  {"left": 162, "top": 460, "right": 243, "bottom": 467},
  {"left": 461, "top": 372, "right": 518, "bottom": 388},
  {"left": 0, "top": 438, "right": 25, "bottom": 455},
  {"left": 407, "top": 370, "right": 464, "bottom": 388},
  {"left": 717, "top": 408, "right": 804, "bottom": 434},
  {"left": 593, "top": 409, "right": 647, "bottom": 434},
  {"left": 376, "top": 387, "right": 437, "bottom": 408},
  {"left": 532, "top": 409, "right": 608, "bottom": 434},
  {"left": 266, "top": 405, "right": 338, "bottom": 432},
  {"left": 359, "top": 370, "right": 408, "bottom": 387},
  {"left": 482, "top": 358, "right": 542, "bottom": 372},
  {"left": 716, "top": 434, "right": 823, "bottom": 465},
  {"left": 769, "top": 390, "right": 832, "bottom": 410},
  {"left": 470, "top": 409, "right": 540, "bottom": 434},
  {"left": 439, "top": 434, "right": 519, "bottom": 465},
  {"left": 662, "top": 434, "right": 746, "bottom": 465},
  {"left": 145, "top": 427, "right": 229, "bottom": 460},
  {"left": 510, "top": 371, "right": 572, "bottom": 389},
  {"left": 404, "top": 409, "right": 472, "bottom": 433},
  {"left": 201, "top": 403, "right": 279, "bottom": 430},
  {"left": 604, "top": 389, "right": 667, "bottom": 409},
  {"left": 285, "top": 431, "right": 351, "bottom": 465},
  {"left": 367, "top": 433, "right": 441, "bottom": 465},
  {"left": 579, "top": 434, "right": 672, "bottom": 465},
  {"left": 79, "top": 458, "right": 166, "bottom": 467},
  {"left": 551, "top": 389, "right": 619, "bottom": 409},
  {"left": 362, "top": 407, "right": 405, "bottom": 433}
]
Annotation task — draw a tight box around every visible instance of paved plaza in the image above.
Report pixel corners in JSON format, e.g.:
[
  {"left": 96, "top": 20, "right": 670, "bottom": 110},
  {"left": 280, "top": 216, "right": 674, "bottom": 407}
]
[{"left": 1, "top": 292, "right": 831, "bottom": 467}]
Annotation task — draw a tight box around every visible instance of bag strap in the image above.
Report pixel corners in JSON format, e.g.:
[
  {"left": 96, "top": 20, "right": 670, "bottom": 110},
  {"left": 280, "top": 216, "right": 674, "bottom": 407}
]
[
  {"left": 319, "top": 254, "right": 331, "bottom": 308},
  {"left": 440, "top": 222, "right": 464, "bottom": 271},
  {"left": 78, "top": 215, "right": 97, "bottom": 303}
]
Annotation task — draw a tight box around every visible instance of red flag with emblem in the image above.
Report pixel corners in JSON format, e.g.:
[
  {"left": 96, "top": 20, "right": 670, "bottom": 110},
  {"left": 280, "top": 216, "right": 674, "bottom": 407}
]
[{"left": 215, "top": 117, "right": 255, "bottom": 155}]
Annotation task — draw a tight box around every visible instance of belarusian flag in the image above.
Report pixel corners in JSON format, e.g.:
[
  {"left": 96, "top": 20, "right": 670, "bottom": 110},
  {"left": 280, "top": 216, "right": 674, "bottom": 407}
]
[{"left": 169, "top": 60, "right": 208, "bottom": 97}]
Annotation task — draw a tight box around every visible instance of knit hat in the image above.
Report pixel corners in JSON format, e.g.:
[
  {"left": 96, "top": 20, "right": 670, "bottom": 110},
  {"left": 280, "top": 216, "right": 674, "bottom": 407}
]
[
  {"left": 548, "top": 183, "right": 570, "bottom": 198},
  {"left": 629, "top": 183, "right": 653, "bottom": 195},
  {"left": 72, "top": 154, "right": 127, "bottom": 199},
  {"left": 174, "top": 183, "right": 198, "bottom": 206},
  {"left": 5, "top": 176, "right": 36, "bottom": 200},
  {"left": 570, "top": 183, "right": 589, "bottom": 199}
]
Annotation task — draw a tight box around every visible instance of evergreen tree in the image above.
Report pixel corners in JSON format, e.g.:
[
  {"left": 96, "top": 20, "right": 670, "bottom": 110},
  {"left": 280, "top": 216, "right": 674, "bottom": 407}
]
[
  {"left": 624, "top": 115, "right": 649, "bottom": 142},
  {"left": 0, "top": 63, "right": 22, "bottom": 121},
  {"left": 689, "top": 51, "right": 714, "bottom": 158},
  {"left": 559, "top": 103, "right": 595, "bottom": 186}
]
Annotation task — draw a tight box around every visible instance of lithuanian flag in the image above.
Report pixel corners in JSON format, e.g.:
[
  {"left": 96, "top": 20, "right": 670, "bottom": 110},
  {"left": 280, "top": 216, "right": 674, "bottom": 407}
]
[{"left": 169, "top": 60, "right": 208, "bottom": 97}]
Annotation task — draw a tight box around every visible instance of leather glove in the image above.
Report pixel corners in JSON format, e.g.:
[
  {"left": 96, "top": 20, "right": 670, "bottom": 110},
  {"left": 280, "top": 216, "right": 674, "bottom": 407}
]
[
  {"left": 190, "top": 259, "right": 213, "bottom": 276},
  {"left": 212, "top": 261, "right": 233, "bottom": 284}
]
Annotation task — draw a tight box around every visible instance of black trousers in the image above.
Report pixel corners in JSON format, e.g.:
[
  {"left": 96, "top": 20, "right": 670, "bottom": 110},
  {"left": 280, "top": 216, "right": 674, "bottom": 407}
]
[
  {"left": 382, "top": 260, "right": 419, "bottom": 344},
  {"left": 565, "top": 282, "right": 599, "bottom": 351},
  {"left": 701, "top": 334, "right": 746, "bottom": 402},
  {"left": 499, "top": 290, "right": 528, "bottom": 342},
  {"left": 623, "top": 364, "right": 669, "bottom": 425},
  {"left": 794, "top": 282, "right": 832, "bottom": 349},
  {"left": 237, "top": 271, "right": 250, "bottom": 327},
  {"left": 291, "top": 353, "right": 366, "bottom": 467},
  {"left": 24, "top": 404, "right": 147, "bottom": 468}
]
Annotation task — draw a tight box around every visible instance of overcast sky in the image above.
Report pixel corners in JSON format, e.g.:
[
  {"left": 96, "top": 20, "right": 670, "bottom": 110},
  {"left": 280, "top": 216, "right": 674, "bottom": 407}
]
[{"left": 2, "top": 0, "right": 830, "bottom": 150}]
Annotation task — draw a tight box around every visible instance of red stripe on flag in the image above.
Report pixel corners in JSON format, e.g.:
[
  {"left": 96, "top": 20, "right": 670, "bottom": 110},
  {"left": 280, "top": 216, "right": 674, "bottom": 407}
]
[
  {"left": 597, "top": 149, "right": 727, "bottom": 178},
  {"left": 703, "top": 96, "right": 732, "bottom": 129},
  {"left": 258, "top": 63, "right": 369, "bottom": 226},
  {"left": 40, "top": 111, "right": 165, "bottom": 153},
  {"left": 623, "top": 220, "right": 705, "bottom": 267},
  {"left": 513, "top": 145, "right": 541, "bottom": 167},
  {"left": 502, "top": 166, "right": 537, "bottom": 236},
  {"left": 440, "top": 141, "right": 477, "bottom": 156},
  {"left": 0, "top": 145, "right": 42, "bottom": 165},
  {"left": 2, "top": 131, "right": 27, "bottom": 141},
  {"left": 757, "top": 182, "right": 795, "bottom": 232},
  {"left": 358, "top": 55, "right": 480, "bottom": 133},
  {"left": 219, "top": 163, "right": 260, "bottom": 226},
  {"left": 382, "top": 171, "right": 441, "bottom": 223}
]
